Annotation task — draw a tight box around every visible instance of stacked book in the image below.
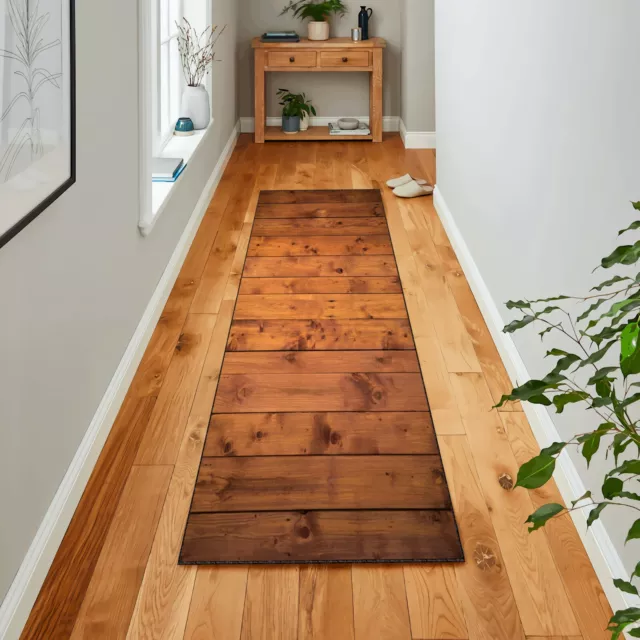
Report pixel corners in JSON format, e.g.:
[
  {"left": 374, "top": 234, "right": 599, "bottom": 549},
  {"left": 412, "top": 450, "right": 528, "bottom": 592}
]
[
  {"left": 261, "top": 31, "right": 300, "bottom": 43},
  {"left": 152, "top": 157, "right": 186, "bottom": 183},
  {"left": 328, "top": 122, "right": 372, "bottom": 136}
]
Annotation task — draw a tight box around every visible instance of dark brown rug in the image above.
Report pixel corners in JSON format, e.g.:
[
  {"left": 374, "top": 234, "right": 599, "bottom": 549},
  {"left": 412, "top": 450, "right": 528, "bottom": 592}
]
[{"left": 179, "top": 189, "right": 464, "bottom": 564}]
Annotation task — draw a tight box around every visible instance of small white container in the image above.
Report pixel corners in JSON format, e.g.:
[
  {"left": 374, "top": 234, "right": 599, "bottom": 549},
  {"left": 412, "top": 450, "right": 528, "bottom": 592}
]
[
  {"left": 180, "top": 85, "right": 210, "bottom": 130},
  {"left": 308, "top": 21, "right": 330, "bottom": 41}
]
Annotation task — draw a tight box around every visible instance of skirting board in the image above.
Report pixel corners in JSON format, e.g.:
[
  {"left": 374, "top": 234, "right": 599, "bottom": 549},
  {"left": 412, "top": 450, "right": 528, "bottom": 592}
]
[
  {"left": 0, "top": 122, "right": 241, "bottom": 640},
  {"left": 433, "top": 185, "right": 639, "bottom": 633},
  {"left": 240, "top": 115, "right": 400, "bottom": 134},
  {"left": 399, "top": 119, "right": 436, "bottom": 149}
]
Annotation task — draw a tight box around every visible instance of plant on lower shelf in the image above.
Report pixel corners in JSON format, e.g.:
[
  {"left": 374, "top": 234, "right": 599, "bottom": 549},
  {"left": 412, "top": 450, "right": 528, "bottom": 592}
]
[
  {"left": 497, "top": 201, "right": 640, "bottom": 639},
  {"left": 280, "top": 0, "right": 348, "bottom": 22},
  {"left": 277, "top": 89, "right": 317, "bottom": 134}
]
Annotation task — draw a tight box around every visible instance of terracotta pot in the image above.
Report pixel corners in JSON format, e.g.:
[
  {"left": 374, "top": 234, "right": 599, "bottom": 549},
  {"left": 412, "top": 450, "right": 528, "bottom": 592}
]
[{"left": 308, "top": 21, "right": 330, "bottom": 41}]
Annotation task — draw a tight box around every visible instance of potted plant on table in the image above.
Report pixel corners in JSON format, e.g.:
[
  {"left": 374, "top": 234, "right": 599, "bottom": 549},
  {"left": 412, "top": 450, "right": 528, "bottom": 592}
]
[
  {"left": 277, "top": 89, "right": 317, "bottom": 134},
  {"left": 280, "top": 0, "right": 348, "bottom": 41},
  {"left": 176, "top": 19, "right": 225, "bottom": 130}
]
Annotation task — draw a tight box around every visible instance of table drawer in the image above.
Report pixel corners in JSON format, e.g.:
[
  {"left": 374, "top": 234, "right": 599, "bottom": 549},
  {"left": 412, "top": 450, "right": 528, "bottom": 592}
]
[
  {"left": 319, "top": 50, "right": 371, "bottom": 68},
  {"left": 267, "top": 51, "right": 317, "bottom": 68}
]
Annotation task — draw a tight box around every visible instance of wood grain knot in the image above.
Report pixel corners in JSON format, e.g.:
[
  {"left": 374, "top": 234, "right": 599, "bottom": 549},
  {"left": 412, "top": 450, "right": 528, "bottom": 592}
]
[
  {"left": 473, "top": 544, "right": 497, "bottom": 571},
  {"left": 498, "top": 473, "right": 514, "bottom": 490}
]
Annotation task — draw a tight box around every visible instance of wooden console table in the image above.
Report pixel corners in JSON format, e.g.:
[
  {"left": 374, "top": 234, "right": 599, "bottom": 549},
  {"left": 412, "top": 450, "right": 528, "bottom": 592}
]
[{"left": 252, "top": 37, "right": 386, "bottom": 143}]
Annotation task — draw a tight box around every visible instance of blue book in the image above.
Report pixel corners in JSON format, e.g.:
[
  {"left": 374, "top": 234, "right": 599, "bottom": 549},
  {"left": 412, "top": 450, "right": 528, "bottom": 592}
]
[{"left": 152, "top": 162, "right": 187, "bottom": 183}]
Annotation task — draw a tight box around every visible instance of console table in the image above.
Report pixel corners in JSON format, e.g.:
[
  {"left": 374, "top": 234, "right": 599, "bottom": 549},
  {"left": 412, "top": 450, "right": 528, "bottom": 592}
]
[{"left": 252, "top": 37, "right": 386, "bottom": 143}]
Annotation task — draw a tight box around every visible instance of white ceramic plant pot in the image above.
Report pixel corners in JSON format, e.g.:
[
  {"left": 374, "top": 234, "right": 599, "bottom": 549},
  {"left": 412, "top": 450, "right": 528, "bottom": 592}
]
[
  {"left": 181, "top": 85, "right": 210, "bottom": 130},
  {"left": 308, "top": 21, "right": 330, "bottom": 41},
  {"left": 300, "top": 112, "right": 310, "bottom": 131}
]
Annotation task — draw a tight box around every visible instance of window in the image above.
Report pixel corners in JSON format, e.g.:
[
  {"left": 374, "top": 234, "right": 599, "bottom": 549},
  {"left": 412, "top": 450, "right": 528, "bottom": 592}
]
[{"left": 153, "top": 0, "right": 184, "bottom": 152}]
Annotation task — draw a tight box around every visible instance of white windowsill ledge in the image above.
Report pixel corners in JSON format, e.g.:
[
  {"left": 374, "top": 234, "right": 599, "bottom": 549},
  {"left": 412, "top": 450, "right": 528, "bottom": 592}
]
[{"left": 139, "top": 123, "right": 213, "bottom": 237}]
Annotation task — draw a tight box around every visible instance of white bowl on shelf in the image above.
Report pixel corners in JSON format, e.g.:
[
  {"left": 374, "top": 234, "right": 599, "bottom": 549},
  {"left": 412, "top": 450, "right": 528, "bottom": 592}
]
[{"left": 337, "top": 118, "right": 360, "bottom": 130}]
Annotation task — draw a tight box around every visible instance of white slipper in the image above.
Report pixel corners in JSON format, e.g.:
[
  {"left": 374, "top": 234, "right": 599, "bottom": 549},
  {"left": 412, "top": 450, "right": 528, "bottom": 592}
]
[
  {"left": 386, "top": 173, "right": 429, "bottom": 189},
  {"left": 393, "top": 180, "right": 434, "bottom": 198}
]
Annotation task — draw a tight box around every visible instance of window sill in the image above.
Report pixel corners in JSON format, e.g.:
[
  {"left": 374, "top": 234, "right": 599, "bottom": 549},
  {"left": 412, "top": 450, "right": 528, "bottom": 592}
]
[{"left": 139, "top": 124, "right": 212, "bottom": 236}]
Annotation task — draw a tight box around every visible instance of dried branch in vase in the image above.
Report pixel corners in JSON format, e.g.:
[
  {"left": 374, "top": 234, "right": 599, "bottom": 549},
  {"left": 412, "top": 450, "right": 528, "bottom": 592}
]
[{"left": 176, "top": 19, "right": 226, "bottom": 88}]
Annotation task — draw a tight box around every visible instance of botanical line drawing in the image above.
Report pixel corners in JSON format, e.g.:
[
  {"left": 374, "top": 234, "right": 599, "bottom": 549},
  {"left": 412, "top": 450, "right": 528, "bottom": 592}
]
[{"left": 0, "top": 0, "right": 62, "bottom": 183}]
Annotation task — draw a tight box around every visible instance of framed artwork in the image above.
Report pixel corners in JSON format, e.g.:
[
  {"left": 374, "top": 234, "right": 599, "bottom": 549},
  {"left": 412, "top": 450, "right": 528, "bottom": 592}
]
[{"left": 0, "top": 0, "right": 75, "bottom": 248}]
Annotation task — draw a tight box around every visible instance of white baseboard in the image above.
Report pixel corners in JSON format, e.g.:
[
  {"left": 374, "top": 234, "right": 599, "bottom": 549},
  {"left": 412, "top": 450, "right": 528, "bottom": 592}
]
[
  {"left": 433, "top": 185, "right": 637, "bottom": 631},
  {"left": 0, "top": 121, "right": 241, "bottom": 640},
  {"left": 239, "top": 116, "right": 400, "bottom": 134},
  {"left": 399, "top": 118, "right": 436, "bottom": 149}
]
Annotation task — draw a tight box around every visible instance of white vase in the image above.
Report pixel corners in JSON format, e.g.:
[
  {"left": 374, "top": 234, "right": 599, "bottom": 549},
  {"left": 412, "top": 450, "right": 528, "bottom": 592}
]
[
  {"left": 300, "top": 112, "right": 310, "bottom": 131},
  {"left": 181, "top": 85, "right": 210, "bottom": 130},
  {"left": 308, "top": 21, "right": 330, "bottom": 41}
]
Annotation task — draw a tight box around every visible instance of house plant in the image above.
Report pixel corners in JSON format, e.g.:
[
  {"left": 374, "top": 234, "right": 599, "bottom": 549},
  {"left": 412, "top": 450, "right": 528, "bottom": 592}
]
[
  {"left": 176, "top": 19, "right": 225, "bottom": 129},
  {"left": 497, "top": 201, "right": 640, "bottom": 638},
  {"left": 280, "top": 0, "right": 348, "bottom": 41},
  {"left": 277, "top": 89, "right": 317, "bottom": 134}
]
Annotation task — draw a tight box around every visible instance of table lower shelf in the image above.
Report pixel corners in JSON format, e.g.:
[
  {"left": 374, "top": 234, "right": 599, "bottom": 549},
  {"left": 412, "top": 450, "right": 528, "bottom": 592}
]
[{"left": 264, "top": 126, "right": 373, "bottom": 141}]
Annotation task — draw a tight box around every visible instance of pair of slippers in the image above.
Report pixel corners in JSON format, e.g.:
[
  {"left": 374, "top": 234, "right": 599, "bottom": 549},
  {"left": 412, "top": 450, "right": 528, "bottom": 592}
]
[{"left": 386, "top": 174, "right": 434, "bottom": 198}]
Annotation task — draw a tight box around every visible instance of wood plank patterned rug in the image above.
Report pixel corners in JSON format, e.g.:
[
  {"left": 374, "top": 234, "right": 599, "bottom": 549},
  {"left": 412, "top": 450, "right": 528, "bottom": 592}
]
[{"left": 179, "top": 189, "right": 464, "bottom": 565}]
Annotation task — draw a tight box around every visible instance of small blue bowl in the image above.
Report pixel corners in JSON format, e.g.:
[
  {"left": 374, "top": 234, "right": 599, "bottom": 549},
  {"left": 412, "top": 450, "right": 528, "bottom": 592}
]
[{"left": 174, "top": 117, "right": 195, "bottom": 136}]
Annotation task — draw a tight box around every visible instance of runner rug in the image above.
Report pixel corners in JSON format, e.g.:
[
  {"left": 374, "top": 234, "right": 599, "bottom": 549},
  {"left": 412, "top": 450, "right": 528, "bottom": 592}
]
[{"left": 180, "top": 189, "right": 464, "bottom": 564}]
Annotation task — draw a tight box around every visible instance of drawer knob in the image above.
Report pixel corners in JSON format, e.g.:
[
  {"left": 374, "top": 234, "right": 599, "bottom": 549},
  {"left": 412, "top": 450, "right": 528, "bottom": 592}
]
[
  {"left": 289, "top": 56, "right": 295, "bottom": 62},
  {"left": 342, "top": 57, "right": 348, "bottom": 62}
]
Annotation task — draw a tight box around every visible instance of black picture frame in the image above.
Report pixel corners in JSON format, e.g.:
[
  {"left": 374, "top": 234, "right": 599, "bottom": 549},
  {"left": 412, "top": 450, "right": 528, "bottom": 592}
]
[{"left": 0, "top": 0, "right": 76, "bottom": 249}]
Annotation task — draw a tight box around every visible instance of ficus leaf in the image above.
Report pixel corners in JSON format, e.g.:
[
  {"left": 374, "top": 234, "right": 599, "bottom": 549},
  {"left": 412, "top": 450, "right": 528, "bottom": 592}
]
[
  {"left": 627, "top": 519, "right": 640, "bottom": 544},
  {"left": 632, "top": 561, "right": 640, "bottom": 580},
  {"left": 572, "top": 490, "right": 592, "bottom": 507},
  {"left": 601, "top": 241, "right": 640, "bottom": 269},
  {"left": 494, "top": 375, "right": 564, "bottom": 407},
  {"left": 587, "top": 367, "right": 618, "bottom": 385},
  {"left": 591, "top": 275, "right": 632, "bottom": 292},
  {"left": 577, "top": 340, "right": 616, "bottom": 368},
  {"left": 621, "top": 322, "right": 640, "bottom": 377},
  {"left": 602, "top": 477, "right": 624, "bottom": 499},
  {"left": 581, "top": 432, "right": 603, "bottom": 467},
  {"left": 503, "top": 315, "right": 535, "bottom": 333},
  {"left": 515, "top": 454, "right": 556, "bottom": 489},
  {"left": 525, "top": 503, "right": 564, "bottom": 532},
  {"left": 550, "top": 354, "right": 582, "bottom": 375},
  {"left": 609, "top": 460, "right": 640, "bottom": 477},
  {"left": 619, "top": 221, "right": 640, "bottom": 236},
  {"left": 577, "top": 298, "right": 608, "bottom": 323},
  {"left": 505, "top": 299, "right": 531, "bottom": 310},
  {"left": 613, "top": 578, "right": 639, "bottom": 595},
  {"left": 553, "top": 391, "right": 589, "bottom": 413},
  {"left": 540, "top": 442, "right": 567, "bottom": 457},
  {"left": 587, "top": 502, "right": 607, "bottom": 527}
]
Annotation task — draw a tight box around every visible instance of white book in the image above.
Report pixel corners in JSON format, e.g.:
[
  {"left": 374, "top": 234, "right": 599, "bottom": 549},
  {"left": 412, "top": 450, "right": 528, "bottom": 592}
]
[
  {"left": 328, "top": 122, "right": 371, "bottom": 136},
  {"left": 152, "top": 157, "right": 184, "bottom": 179}
]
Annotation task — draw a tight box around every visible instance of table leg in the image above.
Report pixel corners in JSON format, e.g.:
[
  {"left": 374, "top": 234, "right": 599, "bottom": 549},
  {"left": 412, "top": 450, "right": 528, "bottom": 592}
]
[
  {"left": 255, "top": 49, "right": 266, "bottom": 143},
  {"left": 370, "top": 48, "right": 383, "bottom": 143}
]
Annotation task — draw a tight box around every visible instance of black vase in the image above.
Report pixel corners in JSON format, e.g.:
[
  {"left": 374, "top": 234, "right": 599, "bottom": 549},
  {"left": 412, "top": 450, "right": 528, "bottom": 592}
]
[{"left": 358, "top": 6, "right": 373, "bottom": 41}]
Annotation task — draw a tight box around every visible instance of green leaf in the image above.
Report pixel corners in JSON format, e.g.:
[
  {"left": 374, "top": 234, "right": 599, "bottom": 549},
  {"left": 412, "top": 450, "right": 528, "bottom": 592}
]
[
  {"left": 528, "top": 295, "right": 570, "bottom": 303},
  {"left": 627, "top": 519, "right": 640, "bottom": 543},
  {"left": 577, "top": 298, "right": 608, "bottom": 323},
  {"left": 610, "top": 460, "right": 640, "bottom": 476},
  {"left": 503, "top": 315, "right": 535, "bottom": 333},
  {"left": 572, "top": 490, "right": 592, "bottom": 507},
  {"left": 540, "top": 442, "right": 567, "bottom": 457},
  {"left": 614, "top": 578, "right": 639, "bottom": 595},
  {"left": 621, "top": 392, "right": 640, "bottom": 407},
  {"left": 592, "top": 396, "right": 614, "bottom": 407},
  {"left": 632, "top": 561, "right": 640, "bottom": 579},
  {"left": 629, "top": 629, "right": 640, "bottom": 638},
  {"left": 621, "top": 322, "right": 640, "bottom": 377},
  {"left": 527, "top": 394, "right": 553, "bottom": 406},
  {"left": 587, "top": 502, "right": 607, "bottom": 526},
  {"left": 553, "top": 391, "right": 589, "bottom": 413},
  {"left": 505, "top": 299, "right": 531, "bottom": 310},
  {"left": 550, "top": 354, "right": 582, "bottom": 375},
  {"left": 494, "top": 374, "right": 565, "bottom": 407},
  {"left": 515, "top": 454, "right": 556, "bottom": 489},
  {"left": 539, "top": 326, "right": 554, "bottom": 340},
  {"left": 546, "top": 348, "right": 572, "bottom": 357},
  {"left": 596, "top": 379, "right": 612, "bottom": 398},
  {"left": 525, "top": 503, "right": 564, "bottom": 532},
  {"left": 591, "top": 275, "right": 632, "bottom": 292},
  {"left": 608, "top": 606, "right": 640, "bottom": 639},
  {"left": 581, "top": 432, "right": 603, "bottom": 467},
  {"left": 613, "top": 433, "right": 632, "bottom": 464},
  {"left": 587, "top": 367, "right": 618, "bottom": 385},
  {"left": 634, "top": 202, "right": 640, "bottom": 211},
  {"left": 619, "top": 221, "right": 640, "bottom": 236},
  {"left": 602, "top": 477, "right": 624, "bottom": 499},
  {"left": 577, "top": 340, "right": 616, "bottom": 368},
  {"left": 601, "top": 241, "right": 640, "bottom": 269}
]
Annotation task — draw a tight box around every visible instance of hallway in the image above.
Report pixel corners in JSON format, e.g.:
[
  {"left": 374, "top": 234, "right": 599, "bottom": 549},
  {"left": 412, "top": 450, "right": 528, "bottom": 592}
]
[{"left": 23, "top": 135, "right": 612, "bottom": 639}]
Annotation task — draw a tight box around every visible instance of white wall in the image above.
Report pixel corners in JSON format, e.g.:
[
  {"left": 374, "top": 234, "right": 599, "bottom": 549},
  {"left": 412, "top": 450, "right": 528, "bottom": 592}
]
[
  {"left": 435, "top": 0, "right": 640, "bottom": 572},
  {"left": 237, "top": 0, "right": 402, "bottom": 118},
  {"left": 401, "top": 0, "right": 435, "bottom": 132},
  {"left": 0, "top": 0, "right": 238, "bottom": 604}
]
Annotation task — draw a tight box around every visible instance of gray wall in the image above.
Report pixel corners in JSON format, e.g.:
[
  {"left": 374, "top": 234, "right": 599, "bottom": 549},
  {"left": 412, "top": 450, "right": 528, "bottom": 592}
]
[
  {"left": 0, "top": 0, "right": 239, "bottom": 602},
  {"left": 402, "top": 0, "right": 435, "bottom": 131},
  {"left": 237, "top": 0, "right": 402, "bottom": 118},
  {"left": 435, "top": 0, "right": 640, "bottom": 572}
]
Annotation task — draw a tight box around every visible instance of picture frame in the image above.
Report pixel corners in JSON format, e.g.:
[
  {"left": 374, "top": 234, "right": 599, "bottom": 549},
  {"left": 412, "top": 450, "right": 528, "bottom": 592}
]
[{"left": 0, "top": 0, "right": 76, "bottom": 249}]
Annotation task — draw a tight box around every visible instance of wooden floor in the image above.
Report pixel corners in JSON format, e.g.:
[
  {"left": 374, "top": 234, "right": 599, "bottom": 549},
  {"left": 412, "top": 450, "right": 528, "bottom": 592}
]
[
  {"left": 22, "top": 135, "right": 613, "bottom": 639},
  {"left": 180, "top": 188, "right": 462, "bottom": 565}
]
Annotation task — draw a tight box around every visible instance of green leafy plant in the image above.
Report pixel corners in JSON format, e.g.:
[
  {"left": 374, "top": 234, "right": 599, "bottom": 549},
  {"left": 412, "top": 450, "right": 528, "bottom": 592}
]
[
  {"left": 280, "top": 0, "right": 348, "bottom": 22},
  {"left": 277, "top": 89, "right": 317, "bottom": 118},
  {"left": 498, "top": 201, "right": 640, "bottom": 639}
]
